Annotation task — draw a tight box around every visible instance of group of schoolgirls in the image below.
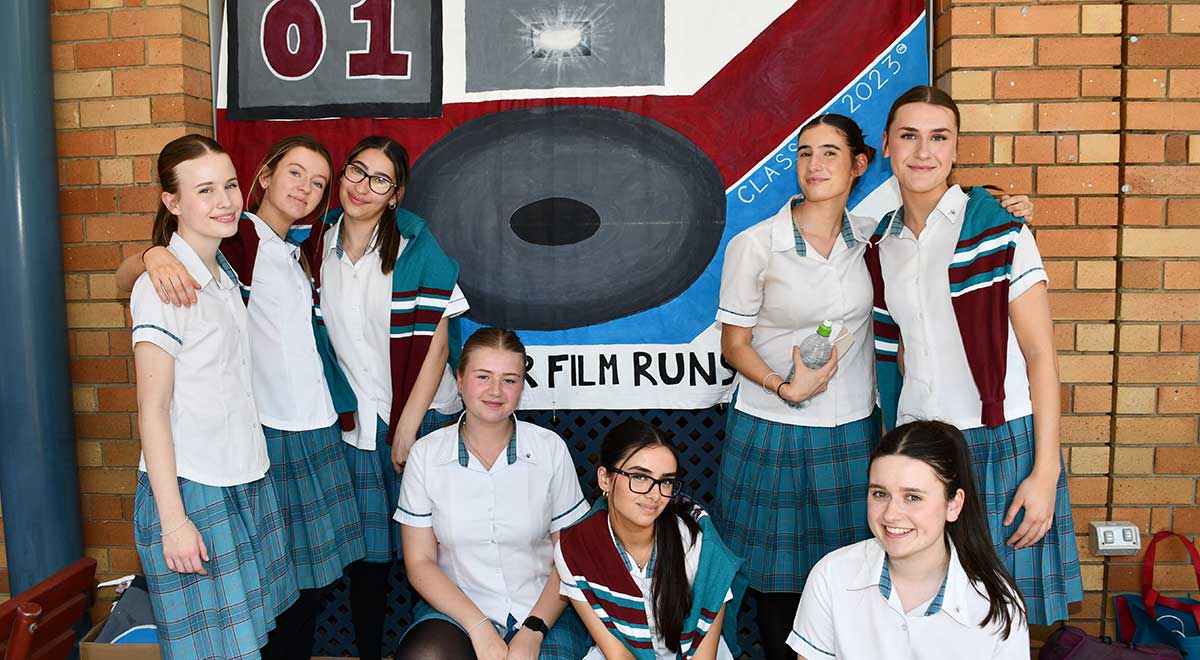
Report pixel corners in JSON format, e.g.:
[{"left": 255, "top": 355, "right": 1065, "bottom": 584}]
[
  {"left": 716, "top": 85, "right": 1084, "bottom": 658},
  {"left": 122, "top": 131, "right": 746, "bottom": 660},
  {"left": 123, "top": 81, "right": 1083, "bottom": 660}
]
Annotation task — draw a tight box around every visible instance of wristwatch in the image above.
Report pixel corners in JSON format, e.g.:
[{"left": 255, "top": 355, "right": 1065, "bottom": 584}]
[{"left": 522, "top": 615, "right": 548, "bottom": 636}]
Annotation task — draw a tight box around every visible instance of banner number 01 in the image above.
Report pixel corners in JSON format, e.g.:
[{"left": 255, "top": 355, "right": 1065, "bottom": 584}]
[{"left": 261, "top": 0, "right": 412, "bottom": 81}]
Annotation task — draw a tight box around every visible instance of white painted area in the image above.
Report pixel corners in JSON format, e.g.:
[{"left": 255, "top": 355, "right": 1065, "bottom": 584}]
[
  {"left": 442, "top": 0, "right": 794, "bottom": 102},
  {"left": 517, "top": 322, "right": 733, "bottom": 411}
]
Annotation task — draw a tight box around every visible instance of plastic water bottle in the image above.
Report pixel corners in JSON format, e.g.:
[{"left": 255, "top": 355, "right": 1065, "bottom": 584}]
[{"left": 783, "top": 320, "right": 834, "bottom": 409}]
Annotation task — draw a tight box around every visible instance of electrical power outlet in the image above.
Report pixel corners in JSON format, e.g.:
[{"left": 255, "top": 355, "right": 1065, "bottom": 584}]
[{"left": 1089, "top": 521, "right": 1142, "bottom": 557}]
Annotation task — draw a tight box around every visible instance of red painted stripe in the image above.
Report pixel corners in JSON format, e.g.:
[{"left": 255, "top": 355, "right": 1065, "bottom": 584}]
[{"left": 217, "top": 0, "right": 923, "bottom": 189}]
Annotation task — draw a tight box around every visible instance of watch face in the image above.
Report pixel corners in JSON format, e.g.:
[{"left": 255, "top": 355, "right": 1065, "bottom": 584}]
[{"left": 524, "top": 615, "right": 548, "bottom": 633}]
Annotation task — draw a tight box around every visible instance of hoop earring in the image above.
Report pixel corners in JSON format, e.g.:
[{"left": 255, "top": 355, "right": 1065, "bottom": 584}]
[{"left": 387, "top": 202, "right": 397, "bottom": 210}]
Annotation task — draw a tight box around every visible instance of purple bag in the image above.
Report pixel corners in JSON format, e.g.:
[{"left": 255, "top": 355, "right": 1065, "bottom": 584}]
[{"left": 1040, "top": 625, "right": 1181, "bottom": 660}]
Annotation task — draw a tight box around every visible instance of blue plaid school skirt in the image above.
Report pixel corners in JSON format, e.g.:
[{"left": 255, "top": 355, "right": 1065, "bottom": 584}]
[
  {"left": 134, "top": 471, "right": 299, "bottom": 660},
  {"left": 401, "top": 600, "right": 592, "bottom": 660},
  {"left": 264, "top": 422, "right": 365, "bottom": 589},
  {"left": 716, "top": 407, "right": 880, "bottom": 593},
  {"left": 962, "top": 414, "right": 1083, "bottom": 625},
  {"left": 343, "top": 411, "right": 455, "bottom": 563}
]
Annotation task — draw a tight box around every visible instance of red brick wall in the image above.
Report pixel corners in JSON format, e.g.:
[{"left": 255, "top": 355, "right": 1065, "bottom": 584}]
[
  {"left": 0, "top": 0, "right": 213, "bottom": 616},
  {"left": 936, "top": 0, "right": 1200, "bottom": 641}
]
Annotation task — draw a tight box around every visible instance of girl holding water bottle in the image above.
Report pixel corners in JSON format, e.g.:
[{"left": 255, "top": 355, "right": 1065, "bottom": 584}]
[{"left": 715, "top": 113, "right": 1032, "bottom": 659}]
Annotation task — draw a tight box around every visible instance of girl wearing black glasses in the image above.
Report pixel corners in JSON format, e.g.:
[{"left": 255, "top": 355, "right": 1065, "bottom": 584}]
[
  {"left": 308, "top": 135, "right": 469, "bottom": 660},
  {"left": 556, "top": 420, "right": 748, "bottom": 660}
]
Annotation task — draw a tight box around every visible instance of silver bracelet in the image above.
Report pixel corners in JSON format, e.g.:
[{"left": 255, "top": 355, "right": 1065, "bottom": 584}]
[
  {"left": 465, "top": 616, "right": 491, "bottom": 635},
  {"left": 160, "top": 518, "right": 190, "bottom": 537},
  {"left": 761, "top": 371, "right": 781, "bottom": 394}
]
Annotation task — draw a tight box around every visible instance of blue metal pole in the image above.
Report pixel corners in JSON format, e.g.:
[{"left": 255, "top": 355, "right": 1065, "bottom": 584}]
[{"left": 0, "top": 0, "right": 85, "bottom": 593}]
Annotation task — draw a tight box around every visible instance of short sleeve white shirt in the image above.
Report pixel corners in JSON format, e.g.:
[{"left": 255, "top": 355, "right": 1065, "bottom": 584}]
[
  {"left": 717, "top": 197, "right": 877, "bottom": 426},
  {"left": 555, "top": 520, "right": 734, "bottom": 660},
  {"left": 243, "top": 213, "right": 337, "bottom": 431},
  {"left": 788, "top": 538, "right": 1029, "bottom": 660},
  {"left": 876, "top": 186, "right": 1048, "bottom": 429},
  {"left": 131, "top": 233, "right": 269, "bottom": 487},
  {"left": 319, "top": 218, "right": 470, "bottom": 450},
  {"left": 394, "top": 418, "right": 589, "bottom": 625}
]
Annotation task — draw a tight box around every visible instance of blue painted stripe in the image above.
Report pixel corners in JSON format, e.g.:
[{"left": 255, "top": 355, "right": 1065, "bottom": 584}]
[{"left": 132, "top": 323, "right": 181, "bottom": 345}]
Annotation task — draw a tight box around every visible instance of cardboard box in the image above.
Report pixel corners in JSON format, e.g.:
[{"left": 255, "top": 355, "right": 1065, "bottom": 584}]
[{"left": 79, "top": 617, "right": 161, "bottom": 660}]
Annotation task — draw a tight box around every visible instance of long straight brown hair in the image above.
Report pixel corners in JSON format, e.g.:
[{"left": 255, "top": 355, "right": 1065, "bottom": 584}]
[
  {"left": 872, "top": 421, "right": 1026, "bottom": 639},
  {"left": 342, "top": 136, "right": 411, "bottom": 275},
  {"left": 151, "top": 134, "right": 228, "bottom": 246}
]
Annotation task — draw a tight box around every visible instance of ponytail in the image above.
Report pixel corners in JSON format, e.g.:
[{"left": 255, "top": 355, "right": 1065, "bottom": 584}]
[{"left": 151, "top": 134, "right": 227, "bottom": 246}]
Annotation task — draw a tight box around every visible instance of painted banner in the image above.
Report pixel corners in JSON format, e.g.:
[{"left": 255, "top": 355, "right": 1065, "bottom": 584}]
[{"left": 216, "top": 0, "right": 930, "bottom": 410}]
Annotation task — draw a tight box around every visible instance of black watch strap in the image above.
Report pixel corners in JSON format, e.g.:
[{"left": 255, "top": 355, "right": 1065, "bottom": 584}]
[{"left": 522, "top": 615, "right": 548, "bottom": 636}]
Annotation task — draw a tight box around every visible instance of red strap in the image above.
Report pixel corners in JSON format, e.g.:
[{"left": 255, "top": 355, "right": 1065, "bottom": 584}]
[
  {"left": 1115, "top": 596, "right": 1136, "bottom": 643},
  {"left": 1142, "top": 531, "right": 1200, "bottom": 632}
]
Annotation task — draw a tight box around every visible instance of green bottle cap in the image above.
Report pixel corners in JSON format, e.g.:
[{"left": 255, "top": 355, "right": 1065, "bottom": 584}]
[{"left": 817, "top": 320, "right": 832, "bottom": 337}]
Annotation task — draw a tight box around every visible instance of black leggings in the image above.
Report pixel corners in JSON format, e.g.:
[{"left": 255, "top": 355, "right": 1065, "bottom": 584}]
[
  {"left": 261, "top": 587, "right": 326, "bottom": 660},
  {"left": 393, "top": 619, "right": 476, "bottom": 660},
  {"left": 754, "top": 590, "right": 802, "bottom": 660},
  {"left": 348, "top": 560, "right": 392, "bottom": 660}
]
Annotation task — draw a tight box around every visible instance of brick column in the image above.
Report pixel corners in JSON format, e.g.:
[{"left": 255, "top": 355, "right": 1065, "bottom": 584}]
[
  {"left": 935, "top": 0, "right": 1123, "bottom": 637},
  {"left": 40, "top": 0, "right": 212, "bottom": 616}
]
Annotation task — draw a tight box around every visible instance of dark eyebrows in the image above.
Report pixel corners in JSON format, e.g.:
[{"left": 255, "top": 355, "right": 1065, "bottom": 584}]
[
  {"left": 625, "top": 465, "right": 679, "bottom": 478},
  {"left": 894, "top": 126, "right": 954, "bottom": 135},
  {"left": 867, "top": 482, "right": 927, "bottom": 494},
  {"left": 351, "top": 160, "right": 394, "bottom": 182},
  {"left": 797, "top": 143, "right": 842, "bottom": 151}
]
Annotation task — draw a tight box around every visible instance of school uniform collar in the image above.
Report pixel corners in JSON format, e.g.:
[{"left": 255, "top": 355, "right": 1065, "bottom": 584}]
[
  {"left": 324, "top": 214, "right": 381, "bottom": 260},
  {"left": 247, "top": 211, "right": 302, "bottom": 256},
  {"left": 770, "top": 195, "right": 860, "bottom": 256},
  {"left": 882, "top": 184, "right": 970, "bottom": 243},
  {"left": 608, "top": 514, "right": 656, "bottom": 577},
  {"left": 846, "top": 537, "right": 976, "bottom": 626},
  {"left": 168, "top": 232, "right": 237, "bottom": 291},
  {"left": 438, "top": 413, "right": 530, "bottom": 468}
]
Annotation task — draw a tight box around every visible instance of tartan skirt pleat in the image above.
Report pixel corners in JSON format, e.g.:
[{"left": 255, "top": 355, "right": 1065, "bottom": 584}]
[
  {"left": 716, "top": 407, "right": 880, "bottom": 593},
  {"left": 134, "top": 471, "right": 299, "bottom": 660},
  {"left": 343, "top": 411, "right": 455, "bottom": 563},
  {"left": 264, "top": 422, "right": 366, "bottom": 589},
  {"left": 962, "top": 414, "right": 1083, "bottom": 626}
]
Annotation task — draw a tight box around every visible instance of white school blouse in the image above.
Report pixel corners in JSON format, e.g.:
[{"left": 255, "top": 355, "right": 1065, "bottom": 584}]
[
  {"left": 875, "top": 185, "right": 1048, "bottom": 429},
  {"left": 789, "top": 537, "right": 1029, "bottom": 660},
  {"left": 319, "top": 219, "right": 469, "bottom": 450},
  {"left": 131, "top": 233, "right": 269, "bottom": 487},
  {"left": 717, "top": 196, "right": 876, "bottom": 426},
  {"left": 242, "top": 213, "right": 337, "bottom": 431},
  {"left": 554, "top": 519, "right": 734, "bottom": 660},
  {"left": 394, "top": 418, "right": 589, "bottom": 625}
]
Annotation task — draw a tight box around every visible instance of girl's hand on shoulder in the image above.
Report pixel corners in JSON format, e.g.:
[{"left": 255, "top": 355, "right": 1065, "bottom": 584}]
[
  {"left": 505, "top": 627, "right": 542, "bottom": 660},
  {"left": 1004, "top": 466, "right": 1059, "bottom": 549},
  {"left": 468, "top": 622, "right": 507, "bottom": 660},
  {"left": 780, "top": 346, "right": 839, "bottom": 405},
  {"left": 145, "top": 246, "right": 200, "bottom": 307},
  {"left": 161, "top": 519, "right": 209, "bottom": 575},
  {"left": 999, "top": 194, "right": 1034, "bottom": 221}
]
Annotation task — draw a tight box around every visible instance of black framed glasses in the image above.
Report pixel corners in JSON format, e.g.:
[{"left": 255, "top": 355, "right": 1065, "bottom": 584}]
[
  {"left": 609, "top": 467, "right": 683, "bottom": 498},
  {"left": 342, "top": 162, "right": 397, "bottom": 196}
]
